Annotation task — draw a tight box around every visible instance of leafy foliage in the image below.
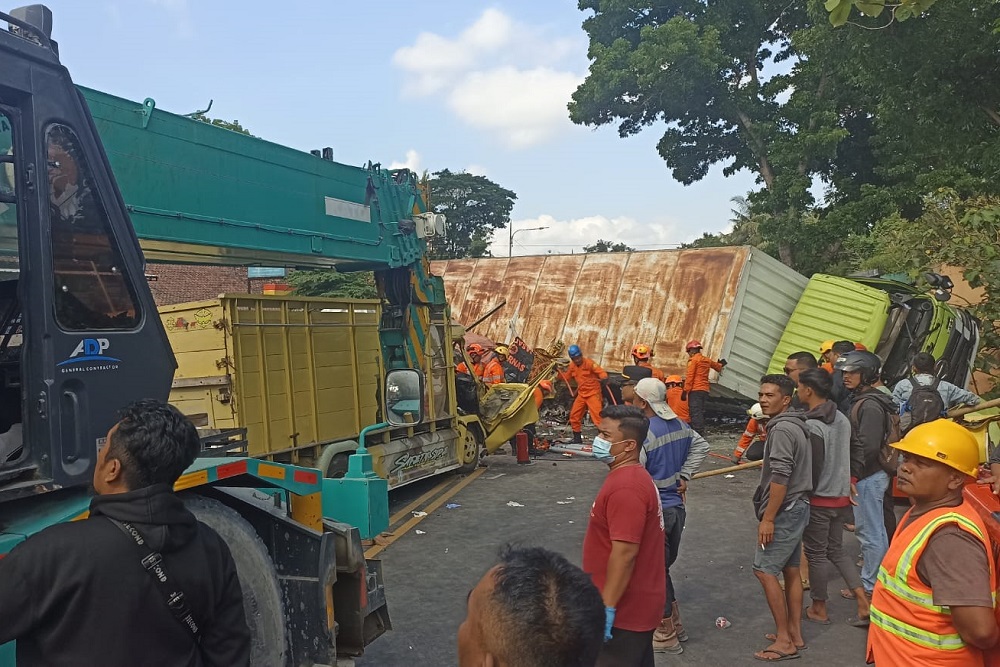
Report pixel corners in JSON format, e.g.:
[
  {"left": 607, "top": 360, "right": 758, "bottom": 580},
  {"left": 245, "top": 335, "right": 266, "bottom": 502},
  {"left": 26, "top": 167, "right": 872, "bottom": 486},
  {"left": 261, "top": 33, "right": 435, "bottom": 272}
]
[
  {"left": 425, "top": 170, "right": 517, "bottom": 259},
  {"left": 824, "top": 0, "right": 940, "bottom": 27},
  {"left": 583, "top": 239, "right": 635, "bottom": 253},
  {"left": 847, "top": 190, "right": 1000, "bottom": 394},
  {"left": 287, "top": 269, "right": 377, "bottom": 299},
  {"left": 190, "top": 113, "right": 253, "bottom": 136}
]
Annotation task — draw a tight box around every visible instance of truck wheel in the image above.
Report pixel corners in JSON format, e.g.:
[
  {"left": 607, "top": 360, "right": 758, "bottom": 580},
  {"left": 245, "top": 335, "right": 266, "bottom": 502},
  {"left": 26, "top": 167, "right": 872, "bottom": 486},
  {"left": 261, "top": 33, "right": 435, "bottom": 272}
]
[
  {"left": 459, "top": 428, "right": 482, "bottom": 473},
  {"left": 325, "top": 452, "right": 350, "bottom": 479},
  {"left": 183, "top": 494, "right": 287, "bottom": 667}
]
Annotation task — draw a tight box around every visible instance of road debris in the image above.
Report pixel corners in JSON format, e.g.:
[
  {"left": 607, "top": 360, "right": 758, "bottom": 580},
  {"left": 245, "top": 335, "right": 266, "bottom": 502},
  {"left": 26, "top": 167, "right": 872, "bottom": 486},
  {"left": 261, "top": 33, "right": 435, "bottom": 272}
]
[
  {"left": 556, "top": 501, "right": 573, "bottom": 505},
  {"left": 445, "top": 503, "right": 461, "bottom": 509},
  {"left": 506, "top": 501, "right": 525, "bottom": 507},
  {"left": 715, "top": 617, "right": 731, "bottom": 629},
  {"left": 415, "top": 530, "right": 426, "bottom": 535},
  {"left": 485, "top": 473, "right": 506, "bottom": 480},
  {"left": 724, "top": 474, "right": 736, "bottom": 479},
  {"left": 412, "top": 511, "right": 427, "bottom": 518}
]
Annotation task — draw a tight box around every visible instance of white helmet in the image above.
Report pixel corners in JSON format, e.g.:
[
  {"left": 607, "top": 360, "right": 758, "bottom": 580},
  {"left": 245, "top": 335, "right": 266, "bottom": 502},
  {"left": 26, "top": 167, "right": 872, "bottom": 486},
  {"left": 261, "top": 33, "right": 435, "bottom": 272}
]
[{"left": 748, "top": 403, "right": 765, "bottom": 421}]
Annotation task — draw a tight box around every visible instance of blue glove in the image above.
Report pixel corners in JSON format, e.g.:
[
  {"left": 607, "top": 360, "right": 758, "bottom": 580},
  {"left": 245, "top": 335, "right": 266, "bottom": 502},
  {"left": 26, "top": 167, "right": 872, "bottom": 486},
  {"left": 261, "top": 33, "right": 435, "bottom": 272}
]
[{"left": 604, "top": 607, "right": 616, "bottom": 642}]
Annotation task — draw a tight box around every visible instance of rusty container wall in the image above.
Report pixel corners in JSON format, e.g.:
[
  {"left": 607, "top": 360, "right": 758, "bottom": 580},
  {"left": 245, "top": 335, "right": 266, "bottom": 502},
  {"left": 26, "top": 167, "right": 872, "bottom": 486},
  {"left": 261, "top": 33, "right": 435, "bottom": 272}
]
[{"left": 431, "top": 247, "right": 808, "bottom": 400}]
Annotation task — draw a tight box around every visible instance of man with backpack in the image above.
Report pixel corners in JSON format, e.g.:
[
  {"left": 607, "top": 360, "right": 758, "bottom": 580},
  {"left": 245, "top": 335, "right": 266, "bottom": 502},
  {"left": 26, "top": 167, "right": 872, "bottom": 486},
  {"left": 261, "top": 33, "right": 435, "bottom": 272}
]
[
  {"left": 836, "top": 350, "right": 899, "bottom": 599},
  {"left": 891, "top": 352, "right": 980, "bottom": 431}
]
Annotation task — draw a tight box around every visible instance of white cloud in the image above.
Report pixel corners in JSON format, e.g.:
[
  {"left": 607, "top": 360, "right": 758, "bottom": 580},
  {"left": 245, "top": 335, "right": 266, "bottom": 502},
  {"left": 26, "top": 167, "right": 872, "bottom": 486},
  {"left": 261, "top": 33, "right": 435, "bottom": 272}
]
[
  {"left": 389, "top": 149, "right": 422, "bottom": 173},
  {"left": 465, "top": 164, "right": 488, "bottom": 177},
  {"left": 392, "top": 9, "right": 585, "bottom": 149},
  {"left": 448, "top": 67, "right": 583, "bottom": 149},
  {"left": 492, "top": 214, "right": 684, "bottom": 257}
]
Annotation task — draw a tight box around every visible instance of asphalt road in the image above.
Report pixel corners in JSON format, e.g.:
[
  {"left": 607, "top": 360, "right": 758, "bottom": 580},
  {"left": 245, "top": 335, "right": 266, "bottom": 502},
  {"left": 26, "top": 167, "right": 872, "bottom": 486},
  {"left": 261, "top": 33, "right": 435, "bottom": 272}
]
[{"left": 357, "top": 434, "right": 871, "bottom": 666}]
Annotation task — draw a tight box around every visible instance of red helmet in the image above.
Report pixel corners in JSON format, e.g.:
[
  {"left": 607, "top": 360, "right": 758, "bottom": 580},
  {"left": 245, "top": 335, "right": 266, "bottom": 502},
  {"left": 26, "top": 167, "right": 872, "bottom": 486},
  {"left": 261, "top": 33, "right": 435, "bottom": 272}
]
[
  {"left": 854, "top": 342, "right": 867, "bottom": 351},
  {"left": 685, "top": 340, "right": 703, "bottom": 351},
  {"left": 631, "top": 344, "right": 651, "bottom": 360},
  {"left": 466, "top": 343, "right": 485, "bottom": 355}
]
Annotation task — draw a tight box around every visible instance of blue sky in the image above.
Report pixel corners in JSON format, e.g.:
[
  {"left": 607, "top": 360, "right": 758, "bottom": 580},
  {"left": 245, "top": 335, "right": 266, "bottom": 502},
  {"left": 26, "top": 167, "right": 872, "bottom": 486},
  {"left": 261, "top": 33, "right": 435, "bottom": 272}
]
[{"left": 40, "top": 0, "right": 756, "bottom": 255}]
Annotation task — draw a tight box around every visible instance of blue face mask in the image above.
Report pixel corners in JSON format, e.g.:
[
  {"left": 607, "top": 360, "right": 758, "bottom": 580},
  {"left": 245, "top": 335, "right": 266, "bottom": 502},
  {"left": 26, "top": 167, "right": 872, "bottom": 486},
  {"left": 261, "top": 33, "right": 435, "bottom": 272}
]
[{"left": 593, "top": 436, "right": 627, "bottom": 464}]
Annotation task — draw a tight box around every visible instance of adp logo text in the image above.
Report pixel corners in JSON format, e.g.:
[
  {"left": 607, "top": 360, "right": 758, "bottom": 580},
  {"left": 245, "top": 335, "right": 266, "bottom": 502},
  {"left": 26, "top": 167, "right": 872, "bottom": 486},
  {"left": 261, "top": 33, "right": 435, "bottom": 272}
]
[{"left": 58, "top": 338, "right": 121, "bottom": 367}]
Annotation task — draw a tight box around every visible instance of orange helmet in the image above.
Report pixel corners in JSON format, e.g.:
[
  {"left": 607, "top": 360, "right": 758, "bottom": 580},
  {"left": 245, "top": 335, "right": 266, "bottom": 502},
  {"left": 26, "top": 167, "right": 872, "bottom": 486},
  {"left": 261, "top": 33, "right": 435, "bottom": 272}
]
[
  {"left": 466, "top": 343, "right": 485, "bottom": 355},
  {"left": 665, "top": 374, "right": 683, "bottom": 384},
  {"left": 631, "top": 344, "right": 652, "bottom": 360},
  {"left": 854, "top": 342, "right": 867, "bottom": 351},
  {"left": 686, "top": 340, "right": 702, "bottom": 351},
  {"left": 539, "top": 380, "right": 553, "bottom": 392}
]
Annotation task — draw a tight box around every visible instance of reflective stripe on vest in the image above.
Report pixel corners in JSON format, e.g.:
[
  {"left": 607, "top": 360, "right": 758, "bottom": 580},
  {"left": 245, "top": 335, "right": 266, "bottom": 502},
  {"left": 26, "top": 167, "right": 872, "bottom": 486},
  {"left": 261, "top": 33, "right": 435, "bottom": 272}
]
[{"left": 869, "top": 607, "right": 966, "bottom": 650}]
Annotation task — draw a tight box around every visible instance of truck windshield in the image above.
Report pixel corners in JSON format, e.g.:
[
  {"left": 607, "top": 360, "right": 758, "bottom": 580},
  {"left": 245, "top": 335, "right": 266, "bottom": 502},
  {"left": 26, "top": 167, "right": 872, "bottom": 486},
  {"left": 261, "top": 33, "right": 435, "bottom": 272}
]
[{"left": 46, "top": 123, "right": 140, "bottom": 330}]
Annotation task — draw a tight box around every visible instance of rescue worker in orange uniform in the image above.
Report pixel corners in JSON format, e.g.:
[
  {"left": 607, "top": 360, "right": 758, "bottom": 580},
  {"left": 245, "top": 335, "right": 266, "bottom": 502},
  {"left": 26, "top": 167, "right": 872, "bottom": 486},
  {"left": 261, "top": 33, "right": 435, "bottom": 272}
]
[
  {"left": 480, "top": 347, "right": 506, "bottom": 386},
  {"left": 819, "top": 340, "right": 836, "bottom": 374},
  {"left": 459, "top": 344, "right": 505, "bottom": 385},
  {"left": 533, "top": 379, "right": 554, "bottom": 411},
  {"left": 683, "top": 340, "right": 726, "bottom": 433},
  {"left": 867, "top": 419, "right": 998, "bottom": 665},
  {"left": 563, "top": 345, "right": 608, "bottom": 444},
  {"left": 664, "top": 375, "right": 690, "bottom": 423},
  {"left": 732, "top": 402, "right": 768, "bottom": 464},
  {"left": 631, "top": 344, "right": 666, "bottom": 382}
]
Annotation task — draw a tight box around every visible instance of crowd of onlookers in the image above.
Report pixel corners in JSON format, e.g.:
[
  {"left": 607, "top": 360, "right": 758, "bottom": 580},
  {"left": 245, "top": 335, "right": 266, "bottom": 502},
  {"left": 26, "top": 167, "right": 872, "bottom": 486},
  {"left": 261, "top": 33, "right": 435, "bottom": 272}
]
[{"left": 456, "top": 341, "right": 994, "bottom": 666}]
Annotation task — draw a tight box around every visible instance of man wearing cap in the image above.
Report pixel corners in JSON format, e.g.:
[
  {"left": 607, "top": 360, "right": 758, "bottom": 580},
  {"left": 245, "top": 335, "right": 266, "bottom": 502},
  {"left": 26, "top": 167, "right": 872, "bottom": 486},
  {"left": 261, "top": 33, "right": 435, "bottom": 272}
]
[
  {"left": 819, "top": 340, "right": 836, "bottom": 374},
  {"left": 628, "top": 378, "right": 709, "bottom": 654},
  {"left": 664, "top": 376, "right": 690, "bottom": 424},
  {"left": 683, "top": 340, "right": 726, "bottom": 433},
  {"left": 564, "top": 345, "right": 608, "bottom": 444},
  {"left": 867, "top": 419, "right": 998, "bottom": 665},
  {"left": 631, "top": 344, "right": 666, "bottom": 382}
]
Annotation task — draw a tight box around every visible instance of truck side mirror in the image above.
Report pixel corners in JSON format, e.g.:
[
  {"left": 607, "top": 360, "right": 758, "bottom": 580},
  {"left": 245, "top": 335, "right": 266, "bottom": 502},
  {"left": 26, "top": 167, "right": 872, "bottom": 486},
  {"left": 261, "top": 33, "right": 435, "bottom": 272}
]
[{"left": 385, "top": 369, "right": 424, "bottom": 426}]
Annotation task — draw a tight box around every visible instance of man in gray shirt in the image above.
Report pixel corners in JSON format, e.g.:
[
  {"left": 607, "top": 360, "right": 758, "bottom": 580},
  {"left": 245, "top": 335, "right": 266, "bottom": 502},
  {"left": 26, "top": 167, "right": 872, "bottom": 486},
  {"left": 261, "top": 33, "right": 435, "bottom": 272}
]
[{"left": 752, "top": 374, "right": 812, "bottom": 662}]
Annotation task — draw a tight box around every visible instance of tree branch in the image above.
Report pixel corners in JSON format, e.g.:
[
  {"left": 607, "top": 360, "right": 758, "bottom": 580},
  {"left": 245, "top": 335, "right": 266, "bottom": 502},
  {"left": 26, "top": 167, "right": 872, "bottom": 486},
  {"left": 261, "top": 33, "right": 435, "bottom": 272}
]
[{"left": 981, "top": 105, "right": 1000, "bottom": 127}]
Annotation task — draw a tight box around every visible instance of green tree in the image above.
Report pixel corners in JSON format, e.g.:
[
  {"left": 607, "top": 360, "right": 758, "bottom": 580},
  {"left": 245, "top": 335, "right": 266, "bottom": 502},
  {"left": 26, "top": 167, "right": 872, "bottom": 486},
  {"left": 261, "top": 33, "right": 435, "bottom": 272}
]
[
  {"left": 583, "top": 239, "right": 635, "bottom": 253},
  {"left": 825, "top": 0, "right": 939, "bottom": 27},
  {"left": 190, "top": 113, "right": 253, "bottom": 136},
  {"left": 848, "top": 190, "right": 1000, "bottom": 394},
  {"left": 569, "top": 0, "right": 849, "bottom": 268},
  {"left": 426, "top": 170, "right": 517, "bottom": 259},
  {"left": 287, "top": 269, "right": 377, "bottom": 299}
]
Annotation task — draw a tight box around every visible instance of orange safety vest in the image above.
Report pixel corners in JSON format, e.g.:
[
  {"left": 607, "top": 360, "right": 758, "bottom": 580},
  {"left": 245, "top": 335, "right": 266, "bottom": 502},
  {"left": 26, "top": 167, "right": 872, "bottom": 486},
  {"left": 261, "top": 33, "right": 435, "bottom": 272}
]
[
  {"left": 566, "top": 358, "right": 607, "bottom": 397},
  {"left": 480, "top": 358, "right": 505, "bottom": 385},
  {"left": 637, "top": 361, "right": 666, "bottom": 383},
  {"left": 684, "top": 353, "right": 722, "bottom": 393},
  {"left": 736, "top": 417, "right": 767, "bottom": 452},
  {"left": 867, "top": 500, "right": 997, "bottom": 666},
  {"left": 666, "top": 386, "right": 690, "bottom": 423}
]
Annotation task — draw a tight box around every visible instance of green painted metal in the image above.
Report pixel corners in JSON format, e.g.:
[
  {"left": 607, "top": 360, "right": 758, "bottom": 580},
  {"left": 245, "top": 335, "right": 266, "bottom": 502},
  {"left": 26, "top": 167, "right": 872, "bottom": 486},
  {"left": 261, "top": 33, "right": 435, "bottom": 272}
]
[
  {"left": 319, "top": 422, "right": 390, "bottom": 539},
  {"left": 79, "top": 87, "right": 429, "bottom": 270},
  {"left": 767, "top": 274, "right": 890, "bottom": 375}
]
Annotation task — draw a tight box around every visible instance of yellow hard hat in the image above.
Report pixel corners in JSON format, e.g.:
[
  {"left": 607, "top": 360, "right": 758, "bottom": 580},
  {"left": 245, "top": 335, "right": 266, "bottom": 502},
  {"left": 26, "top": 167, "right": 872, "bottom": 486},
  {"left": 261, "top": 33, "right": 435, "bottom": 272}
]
[
  {"left": 819, "top": 340, "right": 836, "bottom": 354},
  {"left": 894, "top": 419, "right": 981, "bottom": 477},
  {"left": 494, "top": 345, "right": 509, "bottom": 356}
]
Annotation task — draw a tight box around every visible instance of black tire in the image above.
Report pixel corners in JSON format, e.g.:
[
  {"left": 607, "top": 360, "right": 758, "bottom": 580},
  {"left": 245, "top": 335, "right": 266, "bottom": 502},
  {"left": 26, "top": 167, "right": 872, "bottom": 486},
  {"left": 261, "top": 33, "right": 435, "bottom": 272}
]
[
  {"left": 326, "top": 452, "right": 350, "bottom": 479},
  {"left": 183, "top": 494, "right": 287, "bottom": 667},
  {"left": 460, "top": 427, "right": 483, "bottom": 473}
]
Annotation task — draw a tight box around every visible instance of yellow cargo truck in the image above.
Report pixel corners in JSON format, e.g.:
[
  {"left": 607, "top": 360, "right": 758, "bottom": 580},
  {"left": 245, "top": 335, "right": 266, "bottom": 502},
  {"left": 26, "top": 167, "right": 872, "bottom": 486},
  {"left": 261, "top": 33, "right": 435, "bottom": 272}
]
[{"left": 160, "top": 294, "right": 541, "bottom": 490}]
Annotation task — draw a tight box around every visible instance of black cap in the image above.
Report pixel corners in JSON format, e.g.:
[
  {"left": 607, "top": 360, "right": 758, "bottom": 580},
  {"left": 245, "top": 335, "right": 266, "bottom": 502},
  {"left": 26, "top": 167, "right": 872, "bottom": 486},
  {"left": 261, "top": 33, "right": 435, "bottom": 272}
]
[{"left": 621, "top": 365, "right": 653, "bottom": 386}]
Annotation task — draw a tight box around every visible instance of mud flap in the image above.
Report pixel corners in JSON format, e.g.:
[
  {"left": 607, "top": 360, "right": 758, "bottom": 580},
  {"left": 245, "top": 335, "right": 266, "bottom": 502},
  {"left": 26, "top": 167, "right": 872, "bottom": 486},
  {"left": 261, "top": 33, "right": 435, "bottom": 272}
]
[{"left": 324, "top": 519, "right": 391, "bottom": 657}]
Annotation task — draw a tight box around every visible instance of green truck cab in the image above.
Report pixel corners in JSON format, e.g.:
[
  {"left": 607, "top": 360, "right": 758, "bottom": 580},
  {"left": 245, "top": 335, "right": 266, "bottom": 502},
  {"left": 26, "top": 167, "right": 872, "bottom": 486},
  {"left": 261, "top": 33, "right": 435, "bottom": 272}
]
[{"left": 768, "top": 274, "right": 978, "bottom": 388}]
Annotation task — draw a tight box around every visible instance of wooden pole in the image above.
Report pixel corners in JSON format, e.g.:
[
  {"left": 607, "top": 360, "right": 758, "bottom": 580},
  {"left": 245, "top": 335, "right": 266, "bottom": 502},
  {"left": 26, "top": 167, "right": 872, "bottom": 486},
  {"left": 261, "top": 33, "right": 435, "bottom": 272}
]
[
  {"left": 691, "top": 459, "right": 762, "bottom": 480},
  {"left": 948, "top": 397, "right": 1000, "bottom": 419}
]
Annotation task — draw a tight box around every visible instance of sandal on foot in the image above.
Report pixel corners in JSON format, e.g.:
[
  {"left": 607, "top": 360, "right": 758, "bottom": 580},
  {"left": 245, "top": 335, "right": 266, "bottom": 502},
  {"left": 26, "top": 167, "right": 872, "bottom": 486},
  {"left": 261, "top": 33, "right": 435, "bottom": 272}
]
[
  {"left": 840, "top": 589, "right": 854, "bottom": 600},
  {"left": 847, "top": 615, "right": 871, "bottom": 627},
  {"left": 764, "top": 634, "right": 807, "bottom": 650},
  {"left": 805, "top": 613, "right": 831, "bottom": 625},
  {"left": 754, "top": 649, "right": 801, "bottom": 662}
]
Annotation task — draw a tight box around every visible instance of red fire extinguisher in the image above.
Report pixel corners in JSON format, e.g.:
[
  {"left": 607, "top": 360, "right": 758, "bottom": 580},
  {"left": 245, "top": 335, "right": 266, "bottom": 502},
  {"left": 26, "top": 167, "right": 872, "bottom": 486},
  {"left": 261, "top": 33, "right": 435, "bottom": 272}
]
[{"left": 515, "top": 430, "right": 530, "bottom": 464}]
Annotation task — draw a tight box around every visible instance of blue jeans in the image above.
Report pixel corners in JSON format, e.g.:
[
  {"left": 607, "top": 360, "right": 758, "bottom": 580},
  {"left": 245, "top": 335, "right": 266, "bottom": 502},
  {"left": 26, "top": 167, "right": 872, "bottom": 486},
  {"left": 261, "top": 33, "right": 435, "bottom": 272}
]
[{"left": 855, "top": 471, "right": 889, "bottom": 593}]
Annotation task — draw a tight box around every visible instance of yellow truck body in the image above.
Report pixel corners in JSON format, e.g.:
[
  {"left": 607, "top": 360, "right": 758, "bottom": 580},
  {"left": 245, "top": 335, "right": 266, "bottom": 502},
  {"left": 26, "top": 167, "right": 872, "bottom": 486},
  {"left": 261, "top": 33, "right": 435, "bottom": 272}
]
[{"left": 159, "top": 294, "right": 493, "bottom": 489}]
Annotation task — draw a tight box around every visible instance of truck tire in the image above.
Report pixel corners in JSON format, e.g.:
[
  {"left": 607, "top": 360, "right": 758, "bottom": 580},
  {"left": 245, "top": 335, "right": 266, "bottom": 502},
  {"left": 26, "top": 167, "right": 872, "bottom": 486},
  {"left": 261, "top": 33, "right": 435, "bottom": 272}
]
[
  {"left": 325, "top": 452, "right": 350, "bottom": 479},
  {"left": 459, "top": 427, "right": 483, "bottom": 474},
  {"left": 183, "top": 494, "right": 287, "bottom": 667}
]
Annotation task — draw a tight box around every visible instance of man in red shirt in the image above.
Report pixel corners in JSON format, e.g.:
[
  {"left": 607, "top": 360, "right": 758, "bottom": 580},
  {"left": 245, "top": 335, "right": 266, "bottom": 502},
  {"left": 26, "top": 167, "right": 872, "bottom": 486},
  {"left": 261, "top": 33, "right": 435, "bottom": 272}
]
[{"left": 583, "top": 405, "right": 665, "bottom": 666}]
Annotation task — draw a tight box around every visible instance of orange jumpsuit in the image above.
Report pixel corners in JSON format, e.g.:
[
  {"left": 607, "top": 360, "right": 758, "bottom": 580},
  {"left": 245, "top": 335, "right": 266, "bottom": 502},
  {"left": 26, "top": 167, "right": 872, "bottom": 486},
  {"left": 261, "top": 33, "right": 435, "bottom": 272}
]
[
  {"left": 684, "top": 353, "right": 723, "bottom": 393},
  {"left": 480, "top": 358, "right": 505, "bottom": 385},
  {"left": 637, "top": 361, "right": 666, "bottom": 383},
  {"left": 666, "top": 386, "right": 690, "bottom": 423},
  {"left": 820, "top": 361, "right": 834, "bottom": 374},
  {"left": 732, "top": 417, "right": 767, "bottom": 460},
  {"left": 566, "top": 357, "right": 607, "bottom": 432}
]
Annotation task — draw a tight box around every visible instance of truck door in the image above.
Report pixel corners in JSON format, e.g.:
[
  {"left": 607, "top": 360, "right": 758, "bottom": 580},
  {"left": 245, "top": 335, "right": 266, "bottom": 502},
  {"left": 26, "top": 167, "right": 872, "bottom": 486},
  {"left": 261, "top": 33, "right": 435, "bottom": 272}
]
[{"left": 0, "top": 51, "right": 176, "bottom": 491}]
